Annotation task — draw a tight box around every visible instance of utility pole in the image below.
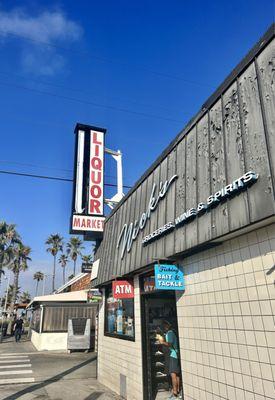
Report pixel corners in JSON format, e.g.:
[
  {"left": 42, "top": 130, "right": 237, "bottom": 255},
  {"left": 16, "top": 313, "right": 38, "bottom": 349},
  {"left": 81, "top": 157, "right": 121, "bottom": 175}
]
[
  {"left": 42, "top": 275, "right": 46, "bottom": 296},
  {"left": 3, "top": 274, "right": 10, "bottom": 313},
  {"left": 42, "top": 274, "right": 52, "bottom": 296},
  {"left": 0, "top": 273, "right": 10, "bottom": 343}
]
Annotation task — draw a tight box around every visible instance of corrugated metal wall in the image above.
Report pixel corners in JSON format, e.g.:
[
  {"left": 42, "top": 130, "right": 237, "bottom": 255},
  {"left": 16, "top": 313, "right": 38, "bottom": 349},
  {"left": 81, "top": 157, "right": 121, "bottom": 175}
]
[
  {"left": 31, "top": 308, "right": 41, "bottom": 332},
  {"left": 94, "top": 30, "right": 275, "bottom": 287},
  {"left": 42, "top": 305, "right": 97, "bottom": 332}
]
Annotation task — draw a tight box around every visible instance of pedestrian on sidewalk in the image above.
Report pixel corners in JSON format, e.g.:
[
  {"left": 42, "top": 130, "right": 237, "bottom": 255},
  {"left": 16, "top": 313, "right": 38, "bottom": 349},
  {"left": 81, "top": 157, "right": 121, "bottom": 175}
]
[
  {"left": 13, "top": 316, "right": 24, "bottom": 342},
  {"left": 161, "top": 320, "right": 182, "bottom": 399}
]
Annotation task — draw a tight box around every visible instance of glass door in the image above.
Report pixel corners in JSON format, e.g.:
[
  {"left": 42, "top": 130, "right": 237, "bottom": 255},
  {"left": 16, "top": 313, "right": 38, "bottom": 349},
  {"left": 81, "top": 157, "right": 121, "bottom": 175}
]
[{"left": 141, "top": 290, "right": 181, "bottom": 400}]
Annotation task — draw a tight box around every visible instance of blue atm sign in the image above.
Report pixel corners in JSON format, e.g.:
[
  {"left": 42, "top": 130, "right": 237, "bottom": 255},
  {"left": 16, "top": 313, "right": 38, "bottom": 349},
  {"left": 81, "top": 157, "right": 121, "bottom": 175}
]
[{"left": 154, "top": 264, "right": 184, "bottom": 290}]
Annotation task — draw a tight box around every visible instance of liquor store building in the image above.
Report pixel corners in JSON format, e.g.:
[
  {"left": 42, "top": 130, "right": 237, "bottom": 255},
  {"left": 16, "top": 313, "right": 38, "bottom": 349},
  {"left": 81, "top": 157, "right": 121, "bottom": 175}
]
[{"left": 92, "top": 25, "right": 275, "bottom": 400}]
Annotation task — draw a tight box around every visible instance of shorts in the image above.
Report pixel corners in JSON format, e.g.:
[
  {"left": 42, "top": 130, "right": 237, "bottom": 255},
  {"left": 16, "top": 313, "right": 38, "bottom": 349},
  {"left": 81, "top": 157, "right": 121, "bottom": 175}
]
[{"left": 169, "top": 356, "right": 180, "bottom": 374}]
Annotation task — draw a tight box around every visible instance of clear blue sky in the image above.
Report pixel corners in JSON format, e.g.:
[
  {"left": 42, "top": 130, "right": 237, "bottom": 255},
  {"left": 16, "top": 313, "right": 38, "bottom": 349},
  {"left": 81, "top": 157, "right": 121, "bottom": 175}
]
[{"left": 0, "top": 0, "right": 274, "bottom": 296}]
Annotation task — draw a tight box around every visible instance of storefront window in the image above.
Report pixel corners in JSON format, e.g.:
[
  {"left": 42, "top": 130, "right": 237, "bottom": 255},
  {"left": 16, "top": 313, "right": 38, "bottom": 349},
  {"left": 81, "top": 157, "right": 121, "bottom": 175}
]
[
  {"left": 141, "top": 274, "right": 155, "bottom": 293},
  {"left": 31, "top": 307, "right": 41, "bottom": 332},
  {"left": 105, "top": 286, "right": 135, "bottom": 340}
]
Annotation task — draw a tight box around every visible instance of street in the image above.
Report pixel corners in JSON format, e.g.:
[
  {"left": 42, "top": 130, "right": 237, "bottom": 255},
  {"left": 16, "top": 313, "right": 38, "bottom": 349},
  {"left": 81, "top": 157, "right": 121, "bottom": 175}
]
[{"left": 0, "top": 338, "right": 119, "bottom": 400}]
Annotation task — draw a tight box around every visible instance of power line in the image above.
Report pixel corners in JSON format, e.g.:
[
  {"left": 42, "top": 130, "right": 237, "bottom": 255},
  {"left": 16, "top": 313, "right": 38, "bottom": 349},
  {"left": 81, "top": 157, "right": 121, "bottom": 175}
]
[
  {"left": 0, "top": 169, "right": 72, "bottom": 182},
  {"left": 0, "top": 160, "right": 72, "bottom": 173},
  {"left": 0, "top": 29, "right": 213, "bottom": 88},
  {"left": 0, "top": 113, "right": 70, "bottom": 129},
  {"left": 0, "top": 70, "right": 187, "bottom": 115},
  {"left": 0, "top": 80, "right": 183, "bottom": 124},
  {"left": 0, "top": 170, "right": 132, "bottom": 189},
  {"left": 0, "top": 160, "right": 117, "bottom": 180}
]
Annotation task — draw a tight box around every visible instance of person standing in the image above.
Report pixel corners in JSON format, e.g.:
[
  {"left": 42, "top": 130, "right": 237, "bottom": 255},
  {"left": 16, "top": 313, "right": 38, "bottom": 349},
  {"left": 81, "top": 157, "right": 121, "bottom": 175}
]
[
  {"left": 162, "top": 320, "right": 181, "bottom": 399},
  {"left": 13, "top": 316, "right": 24, "bottom": 342}
]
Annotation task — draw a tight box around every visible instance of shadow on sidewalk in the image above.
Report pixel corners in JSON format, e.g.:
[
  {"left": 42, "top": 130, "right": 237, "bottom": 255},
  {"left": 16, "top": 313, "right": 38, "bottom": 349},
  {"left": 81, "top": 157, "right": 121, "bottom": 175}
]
[
  {"left": 1, "top": 335, "right": 30, "bottom": 343},
  {"left": 84, "top": 392, "right": 103, "bottom": 400},
  {"left": 0, "top": 335, "right": 36, "bottom": 354},
  {"left": 3, "top": 355, "right": 97, "bottom": 400}
]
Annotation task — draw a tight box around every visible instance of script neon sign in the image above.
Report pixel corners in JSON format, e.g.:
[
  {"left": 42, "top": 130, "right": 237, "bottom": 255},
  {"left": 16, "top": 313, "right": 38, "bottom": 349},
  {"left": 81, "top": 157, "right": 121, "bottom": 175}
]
[
  {"left": 116, "top": 175, "right": 178, "bottom": 259},
  {"left": 142, "top": 171, "right": 258, "bottom": 245}
]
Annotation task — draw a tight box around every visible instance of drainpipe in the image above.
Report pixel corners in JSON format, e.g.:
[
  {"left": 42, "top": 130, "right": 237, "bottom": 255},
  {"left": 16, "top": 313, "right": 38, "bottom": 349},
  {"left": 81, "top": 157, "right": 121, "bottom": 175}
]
[{"left": 39, "top": 305, "right": 44, "bottom": 334}]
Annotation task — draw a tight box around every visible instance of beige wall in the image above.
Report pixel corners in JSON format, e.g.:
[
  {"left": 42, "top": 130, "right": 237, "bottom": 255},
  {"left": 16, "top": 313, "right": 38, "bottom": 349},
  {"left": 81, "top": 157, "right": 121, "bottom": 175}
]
[
  {"left": 177, "top": 223, "right": 275, "bottom": 400},
  {"left": 31, "top": 330, "right": 68, "bottom": 351},
  {"left": 97, "top": 223, "right": 275, "bottom": 400},
  {"left": 97, "top": 275, "right": 143, "bottom": 399}
]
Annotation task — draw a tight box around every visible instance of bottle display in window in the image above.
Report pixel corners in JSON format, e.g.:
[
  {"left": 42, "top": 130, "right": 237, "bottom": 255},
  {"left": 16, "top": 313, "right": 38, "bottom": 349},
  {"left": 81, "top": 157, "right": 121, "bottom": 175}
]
[{"left": 105, "top": 288, "right": 135, "bottom": 338}]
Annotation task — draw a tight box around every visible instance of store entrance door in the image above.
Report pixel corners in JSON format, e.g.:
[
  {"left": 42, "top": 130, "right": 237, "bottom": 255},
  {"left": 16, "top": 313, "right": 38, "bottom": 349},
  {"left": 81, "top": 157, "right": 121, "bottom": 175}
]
[{"left": 141, "top": 290, "right": 182, "bottom": 400}]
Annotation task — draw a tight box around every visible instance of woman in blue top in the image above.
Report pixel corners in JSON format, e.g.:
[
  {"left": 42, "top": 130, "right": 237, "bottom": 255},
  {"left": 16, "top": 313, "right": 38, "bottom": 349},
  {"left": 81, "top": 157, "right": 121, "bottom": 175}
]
[{"left": 162, "top": 320, "right": 181, "bottom": 399}]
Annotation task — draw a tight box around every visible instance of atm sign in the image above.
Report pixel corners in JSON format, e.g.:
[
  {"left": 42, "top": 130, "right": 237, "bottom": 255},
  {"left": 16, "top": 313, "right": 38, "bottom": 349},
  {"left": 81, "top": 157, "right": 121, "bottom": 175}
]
[{"left": 112, "top": 280, "right": 134, "bottom": 299}]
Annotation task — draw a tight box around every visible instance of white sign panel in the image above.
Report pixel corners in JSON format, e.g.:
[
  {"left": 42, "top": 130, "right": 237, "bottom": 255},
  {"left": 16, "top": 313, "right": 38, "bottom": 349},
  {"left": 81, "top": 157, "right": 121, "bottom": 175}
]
[
  {"left": 75, "top": 130, "right": 85, "bottom": 214},
  {"left": 91, "top": 258, "right": 100, "bottom": 281}
]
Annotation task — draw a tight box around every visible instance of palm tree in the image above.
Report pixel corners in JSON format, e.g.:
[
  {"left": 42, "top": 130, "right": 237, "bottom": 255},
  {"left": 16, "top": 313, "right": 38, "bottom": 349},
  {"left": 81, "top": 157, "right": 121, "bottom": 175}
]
[
  {"left": 81, "top": 254, "right": 93, "bottom": 274},
  {"left": 1, "top": 284, "right": 20, "bottom": 308},
  {"left": 20, "top": 291, "right": 31, "bottom": 304},
  {"left": 0, "top": 269, "right": 5, "bottom": 306},
  {"left": 81, "top": 254, "right": 93, "bottom": 264},
  {"left": 0, "top": 222, "right": 20, "bottom": 283},
  {"left": 67, "top": 237, "right": 84, "bottom": 276},
  {"left": 8, "top": 242, "right": 31, "bottom": 311},
  {"left": 58, "top": 254, "right": 68, "bottom": 285},
  {"left": 45, "top": 234, "right": 63, "bottom": 292},
  {"left": 0, "top": 269, "right": 5, "bottom": 280},
  {"left": 33, "top": 271, "right": 44, "bottom": 296}
]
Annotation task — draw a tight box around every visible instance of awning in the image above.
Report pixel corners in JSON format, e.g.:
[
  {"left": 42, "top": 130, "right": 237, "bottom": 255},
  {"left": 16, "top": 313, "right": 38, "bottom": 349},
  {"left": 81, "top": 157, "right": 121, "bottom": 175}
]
[{"left": 27, "top": 290, "right": 88, "bottom": 308}]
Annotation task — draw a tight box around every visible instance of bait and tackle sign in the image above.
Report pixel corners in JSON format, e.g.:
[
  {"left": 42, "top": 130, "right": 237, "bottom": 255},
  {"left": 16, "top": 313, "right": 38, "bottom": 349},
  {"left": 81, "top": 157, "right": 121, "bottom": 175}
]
[{"left": 154, "top": 264, "right": 185, "bottom": 290}]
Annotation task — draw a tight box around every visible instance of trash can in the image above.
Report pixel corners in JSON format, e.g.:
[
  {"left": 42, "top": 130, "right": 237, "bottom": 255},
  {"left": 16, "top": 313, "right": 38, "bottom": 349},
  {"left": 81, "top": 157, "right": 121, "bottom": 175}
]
[{"left": 67, "top": 317, "right": 91, "bottom": 352}]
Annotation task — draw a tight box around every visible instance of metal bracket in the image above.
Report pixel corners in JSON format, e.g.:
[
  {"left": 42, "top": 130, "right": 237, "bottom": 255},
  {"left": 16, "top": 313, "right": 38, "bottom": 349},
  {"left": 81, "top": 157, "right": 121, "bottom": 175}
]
[{"left": 104, "top": 148, "right": 124, "bottom": 209}]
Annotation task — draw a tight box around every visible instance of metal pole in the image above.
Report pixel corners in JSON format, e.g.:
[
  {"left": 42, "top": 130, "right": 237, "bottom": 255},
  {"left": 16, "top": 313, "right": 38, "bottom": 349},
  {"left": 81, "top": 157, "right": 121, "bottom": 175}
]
[
  {"left": 42, "top": 276, "right": 46, "bottom": 295},
  {"left": 104, "top": 147, "right": 124, "bottom": 210},
  {"left": 42, "top": 275, "right": 52, "bottom": 295},
  {"left": 114, "top": 150, "right": 123, "bottom": 198},
  {"left": 0, "top": 274, "right": 10, "bottom": 342},
  {"left": 39, "top": 305, "right": 44, "bottom": 334},
  {"left": 0, "top": 315, "right": 3, "bottom": 343},
  {"left": 3, "top": 274, "right": 10, "bottom": 313}
]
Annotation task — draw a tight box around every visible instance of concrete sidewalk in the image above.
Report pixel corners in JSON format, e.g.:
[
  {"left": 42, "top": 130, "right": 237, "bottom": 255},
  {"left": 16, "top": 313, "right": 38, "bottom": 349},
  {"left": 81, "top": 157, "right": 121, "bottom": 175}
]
[
  {"left": 0, "top": 338, "right": 121, "bottom": 400},
  {"left": 0, "top": 335, "right": 36, "bottom": 354}
]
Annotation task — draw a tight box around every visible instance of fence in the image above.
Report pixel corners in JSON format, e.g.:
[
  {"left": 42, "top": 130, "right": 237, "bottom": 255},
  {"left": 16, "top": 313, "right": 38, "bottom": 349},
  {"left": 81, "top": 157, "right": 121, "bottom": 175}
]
[
  {"left": 31, "top": 304, "right": 98, "bottom": 333},
  {"left": 31, "top": 307, "right": 41, "bottom": 332}
]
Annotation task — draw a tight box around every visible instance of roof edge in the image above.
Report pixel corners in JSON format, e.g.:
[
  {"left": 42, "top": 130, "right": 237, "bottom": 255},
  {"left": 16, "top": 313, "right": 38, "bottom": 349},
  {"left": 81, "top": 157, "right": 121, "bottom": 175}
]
[
  {"left": 104, "top": 23, "right": 275, "bottom": 224},
  {"left": 55, "top": 273, "right": 88, "bottom": 294}
]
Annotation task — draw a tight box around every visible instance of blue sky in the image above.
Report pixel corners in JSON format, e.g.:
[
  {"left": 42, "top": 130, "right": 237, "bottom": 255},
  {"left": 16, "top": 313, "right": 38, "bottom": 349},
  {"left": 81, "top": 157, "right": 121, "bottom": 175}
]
[{"left": 0, "top": 1, "right": 274, "bottom": 296}]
